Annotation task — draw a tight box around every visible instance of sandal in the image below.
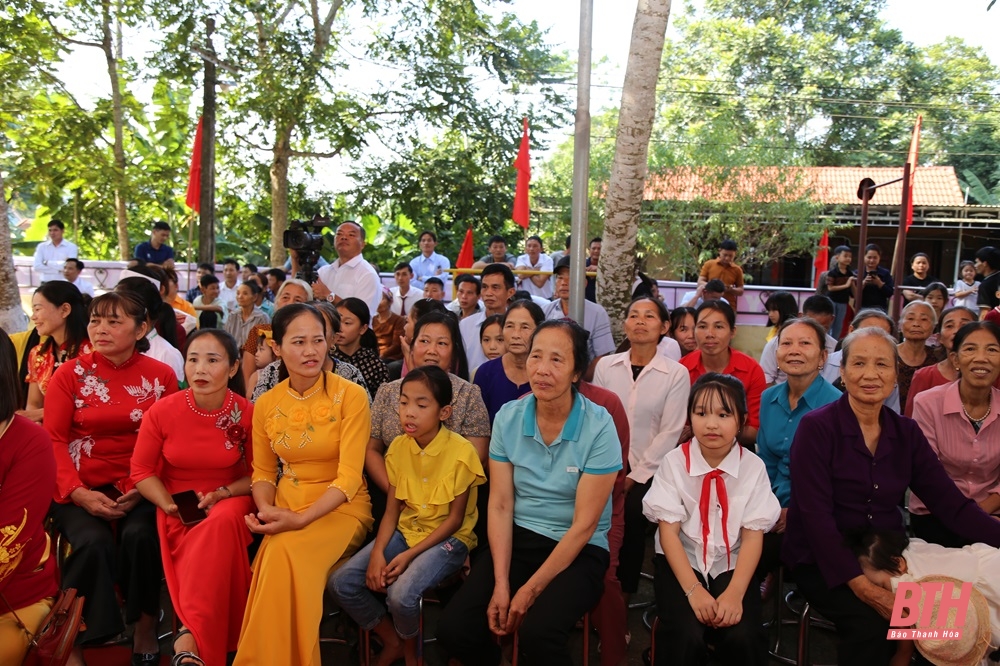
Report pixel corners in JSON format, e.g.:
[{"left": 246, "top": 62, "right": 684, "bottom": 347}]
[
  {"left": 171, "top": 628, "right": 206, "bottom": 666},
  {"left": 131, "top": 653, "right": 161, "bottom": 666}
]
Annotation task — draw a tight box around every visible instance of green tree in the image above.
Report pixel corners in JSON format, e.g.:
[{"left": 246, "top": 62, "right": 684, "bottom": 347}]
[{"left": 153, "top": 0, "right": 567, "bottom": 267}]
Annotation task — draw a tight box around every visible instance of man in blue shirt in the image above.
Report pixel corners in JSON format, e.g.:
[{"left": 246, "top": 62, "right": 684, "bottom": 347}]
[{"left": 134, "top": 221, "right": 175, "bottom": 268}]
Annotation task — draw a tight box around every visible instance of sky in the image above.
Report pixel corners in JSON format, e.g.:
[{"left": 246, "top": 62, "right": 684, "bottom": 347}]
[{"left": 49, "top": 0, "right": 1000, "bottom": 190}]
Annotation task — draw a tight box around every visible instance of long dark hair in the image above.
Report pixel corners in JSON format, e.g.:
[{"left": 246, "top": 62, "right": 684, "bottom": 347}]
[
  {"left": 412, "top": 311, "right": 469, "bottom": 381},
  {"left": 34, "top": 281, "right": 89, "bottom": 361},
  {"left": 338, "top": 297, "right": 378, "bottom": 351},
  {"left": 183, "top": 328, "right": 246, "bottom": 396},
  {"left": 115, "top": 276, "right": 179, "bottom": 350},
  {"left": 0, "top": 330, "right": 23, "bottom": 420}
]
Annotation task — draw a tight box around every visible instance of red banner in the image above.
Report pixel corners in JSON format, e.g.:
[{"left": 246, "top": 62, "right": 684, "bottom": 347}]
[
  {"left": 185, "top": 117, "right": 204, "bottom": 213},
  {"left": 512, "top": 117, "right": 530, "bottom": 229},
  {"left": 456, "top": 227, "right": 475, "bottom": 269}
]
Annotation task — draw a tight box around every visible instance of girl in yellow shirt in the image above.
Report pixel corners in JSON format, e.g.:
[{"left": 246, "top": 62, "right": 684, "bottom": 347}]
[{"left": 328, "top": 365, "right": 485, "bottom": 666}]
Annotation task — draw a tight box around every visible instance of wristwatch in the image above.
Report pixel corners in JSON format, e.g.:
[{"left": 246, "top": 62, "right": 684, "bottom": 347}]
[{"left": 326, "top": 293, "right": 336, "bottom": 303}]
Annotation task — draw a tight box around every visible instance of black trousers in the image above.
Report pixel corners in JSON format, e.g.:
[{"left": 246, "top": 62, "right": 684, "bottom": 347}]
[
  {"left": 755, "top": 530, "right": 783, "bottom": 580},
  {"left": 437, "top": 525, "right": 608, "bottom": 666},
  {"left": 653, "top": 554, "right": 766, "bottom": 666},
  {"left": 49, "top": 499, "right": 162, "bottom": 644},
  {"left": 910, "top": 512, "right": 973, "bottom": 549},
  {"left": 617, "top": 479, "right": 653, "bottom": 594},
  {"left": 792, "top": 564, "right": 896, "bottom": 666}
]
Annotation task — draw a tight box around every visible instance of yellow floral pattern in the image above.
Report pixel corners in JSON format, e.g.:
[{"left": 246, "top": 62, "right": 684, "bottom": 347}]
[
  {"left": 264, "top": 390, "right": 345, "bottom": 481},
  {"left": 0, "top": 509, "right": 28, "bottom": 587}
]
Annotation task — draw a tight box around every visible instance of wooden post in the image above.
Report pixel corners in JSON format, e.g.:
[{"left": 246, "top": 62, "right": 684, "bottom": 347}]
[{"left": 198, "top": 18, "right": 217, "bottom": 264}]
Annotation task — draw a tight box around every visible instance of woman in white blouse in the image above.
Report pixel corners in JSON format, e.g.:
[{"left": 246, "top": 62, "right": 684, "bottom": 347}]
[{"left": 593, "top": 296, "right": 690, "bottom": 600}]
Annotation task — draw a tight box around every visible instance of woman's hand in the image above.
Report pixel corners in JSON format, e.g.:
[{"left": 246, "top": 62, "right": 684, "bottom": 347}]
[
  {"left": 400, "top": 334, "right": 413, "bottom": 370},
  {"left": 244, "top": 505, "right": 305, "bottom": 535},
  {"left": 197, "top": 490, "right": 225, "bottom": 512},
  {"left": 70, "top": 487, "right": 126, "bottom": 521},
  {"left": 383, "top": 549, "right": 415, "bottom": 587},
  {"left": 503, "top": 584, "right": 539, "bottom": 635},
  {"left": 771, "top": 508, "right": 788, "bottom": 534},
  {"left": 486, "top": 585, "right": 511, "bottom": 636},
  {"left": 14, "top": 408, "right": 43, "bottom": 424},
  {"left": 713, "top": 588, "right": 743, "bottom": 628},
  {"left": 687, "top": 585, "right": 718, "bottom": 626},
  {"left": 116, "top": 489, "right": 142, "bottom": 513},
  {"left": 366, "top": 552, "right": 388, "bottom": 593}
]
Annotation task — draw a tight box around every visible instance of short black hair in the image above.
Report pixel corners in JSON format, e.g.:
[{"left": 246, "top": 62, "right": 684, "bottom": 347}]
[
  {"left": 241, "top": 280, "right": 262, "bottom": 296},
  {"left": 153, "top": 221, "right": 171, "bottom": 232},
  {"left": 48, "top": 219, "right": 66, "bottom": 230},
  {"left": 223, "top": 258, "right": 240, "bottom": 269},
  {"left": 864, "top": 243, "right": 882, "bottom": 255},
  {"left": 512, "top": 289, "right": 532, "bottom": 302},
  {"left": 704, "top": 279, "right": 726, "bottom": 294},
  {"left": 454, "top": 273, "right": 481, "bottom": 294},
  {"left": 846, "top": 529, "right": 908, "bottom": 576},
  {"left": 487, "top": 234, "right": 506, "bottom": 247},
  {"left": 197, "top": 262, "right": 215, "bottom": 273},
  {"left": 481, "top": 263, "right": 515, "bottom": 290},
  {"left": 590, "top": 237, "right": 602, "bottom": 246},
  {"left": 418, "top": 231, "right": 437, "bottom": 243},
  {"left": 401, "top": 365, "right": 453, "bottom": 408},
  {"left": 802, "top": 294, "right": 835, "bottom": 317},
  {"left": 564, "top": 235, "right": 571, "bottom": 249},
  {"left": 266, "top": 268, "right": 286, "bottom": 283},
  {"left": 424, "top": 277, "right": 444, "bottom": 288},
  {"left": 833, "top": 245, "right": 852, "bottom": 256},
  {"left": 529, "top": 319, "right": 590, "bottom": 383},
  {"left": 527, "top": 235, "right": 543, "bottom": 248},
  {"left": 200, "top": 274, "right": 220, "bottom": 287},
  {"left": 245, "top": 263, "right": 258, "bottom": 274},
  {"left": 719, "top": 239, "right": 738, "bottom": 252},
  {"left": 66, "top": 258, "right": 85, "bottom": 271},
  {"left": 975, "top": 246, "right": 1000, "bottom": 270},
  {"left": 480, "top": 314, "right": 504, "bottom": 340},
  {"left": 394, "top": 261, "right": 413, "bottom": 274}
]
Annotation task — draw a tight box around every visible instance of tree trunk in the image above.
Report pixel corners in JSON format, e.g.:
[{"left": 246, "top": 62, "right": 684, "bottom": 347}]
[
  {"left": 198, "top": 18, "right": 217, "bottom": 264},
  {"left": 0, "top": 171, "right": 28, "bottom": 333},
  {"left": 269, "top": 125, "right": 292, "bottom": 268},
  {"left": 598, "top": 0, "right": 672, "bottom": 340},
  {"left": 102, "top": 0, "right": 129, "bottom": 260}
]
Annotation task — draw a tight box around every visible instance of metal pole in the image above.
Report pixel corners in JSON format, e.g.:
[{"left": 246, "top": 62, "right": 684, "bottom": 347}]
[
  {"left": 954, "top": 220, "right": 963, "bottom": 284},
  {"left": 855, "top": 179, "right": 874, "bottom": 308},
  {"left": 198, "top": 18, "right": 217, "bottom": 264},
  {"left": 890, "top": 163, "right": 912, "bottom": 318},
  {"left": 569, "top": 0, "right": 593, "bottom": 324}
]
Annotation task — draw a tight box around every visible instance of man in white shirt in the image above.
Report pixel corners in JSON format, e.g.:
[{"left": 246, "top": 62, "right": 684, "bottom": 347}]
[
  {"left": 514, "top": 235, "right": 554, "bottom": 299},
  {"left": 409, "top": 230, "right": 451, "bottom": 291},
  {"left": 217, "top": 258, "right": 241, "bottom": 313},
  {"left": 446, "top": 274, "right": 484, "bottom": 320},
  {"left": 62, "top": 259, "right": 95, "bottom": 297},
  {"left": 459, "top": 264, "right": 516, "bottom": 373},
  {"left": 390, "top": 262, "right": 422, "bottom": 317},
  {"left": 312, "top": 221, "right": 382, "bottom": 320},
  {"left": 542, "top": 256, "right": 616, "bottom": 377},
  {"left": 33, "top": 220, "right": 78, "bottom": 284}
]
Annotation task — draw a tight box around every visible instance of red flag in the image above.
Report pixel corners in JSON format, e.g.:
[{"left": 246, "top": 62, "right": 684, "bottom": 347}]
[
  {"left": 456, "top": 227, "right": 475, "bottom": 269},
  {"left": 813, "top": 229, "right": 829, "bottom": 289},
  {"left": 904, "top": 115, "right": 922, "bottom": 230},
  {"left": 512, "top": 117, "right": 530, "bottom": 229},
  {"left": 185, "top": 117, "right": 204, "bottom": 213}
]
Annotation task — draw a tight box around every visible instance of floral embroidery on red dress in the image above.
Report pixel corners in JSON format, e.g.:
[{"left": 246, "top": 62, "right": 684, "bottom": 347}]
[{"left": 27, "top": 341, "right": 94, "bottom": 396}]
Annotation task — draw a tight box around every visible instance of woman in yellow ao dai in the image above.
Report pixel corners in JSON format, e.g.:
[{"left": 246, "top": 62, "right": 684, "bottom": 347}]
[{"left": 234, "top": 304, "right": 373, "bottom": 666}]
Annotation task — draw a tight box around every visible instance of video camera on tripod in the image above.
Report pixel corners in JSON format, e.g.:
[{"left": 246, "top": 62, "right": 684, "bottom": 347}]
[{"left": 283, "top": 214, "right": 332, "bottom": 284}]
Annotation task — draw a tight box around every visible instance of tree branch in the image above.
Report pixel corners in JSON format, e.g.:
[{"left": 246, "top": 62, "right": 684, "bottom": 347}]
[
  {"left": 233, "top": 132, "right": 274, "bottom": 152},
  {"left": 46, "top": 20, "right": 103, "bottom": 49},
  {"left": 287, "top": 147, "right": 344, "bottom": 158}
]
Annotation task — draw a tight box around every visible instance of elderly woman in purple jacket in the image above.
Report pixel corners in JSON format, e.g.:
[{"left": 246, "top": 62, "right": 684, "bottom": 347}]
[{"left": 782, "top": 327, "right": 1000, "bottom": 666}]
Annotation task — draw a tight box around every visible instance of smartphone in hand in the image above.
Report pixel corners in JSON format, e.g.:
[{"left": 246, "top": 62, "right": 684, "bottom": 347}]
[{"left": 171, "top": 490, "right": 207, "bottom": 526}]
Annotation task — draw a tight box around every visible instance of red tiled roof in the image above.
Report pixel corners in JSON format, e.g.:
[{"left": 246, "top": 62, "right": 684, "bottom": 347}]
[{"left": 644, "top": 166, "right": 965, "bottom": 207}]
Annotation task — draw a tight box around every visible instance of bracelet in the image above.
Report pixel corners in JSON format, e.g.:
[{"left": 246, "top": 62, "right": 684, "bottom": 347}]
[
  {"left": 685, "top": 582, "right": 702, "bottom": 598},
  {"left": 217, "top": 485, "right": 232, "bottom": 498}
]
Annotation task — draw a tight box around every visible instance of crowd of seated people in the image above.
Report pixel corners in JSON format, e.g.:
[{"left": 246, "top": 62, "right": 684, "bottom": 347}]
[{"left": 6, "top": 233, "right": 1000, "bottom": 666}]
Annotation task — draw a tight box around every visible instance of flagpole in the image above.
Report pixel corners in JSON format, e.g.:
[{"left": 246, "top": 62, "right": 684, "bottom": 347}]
[
  {"left": 890, "top": 162, "right": 911, "bottom": 319},
  {"left": 569, "top": 0, "right": 593, "bottom": 324}
]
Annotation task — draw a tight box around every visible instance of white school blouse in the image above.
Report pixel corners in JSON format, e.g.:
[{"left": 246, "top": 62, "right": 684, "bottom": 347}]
[{"left": 643, "top": 440, "right": 780, "bottom": 579}]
